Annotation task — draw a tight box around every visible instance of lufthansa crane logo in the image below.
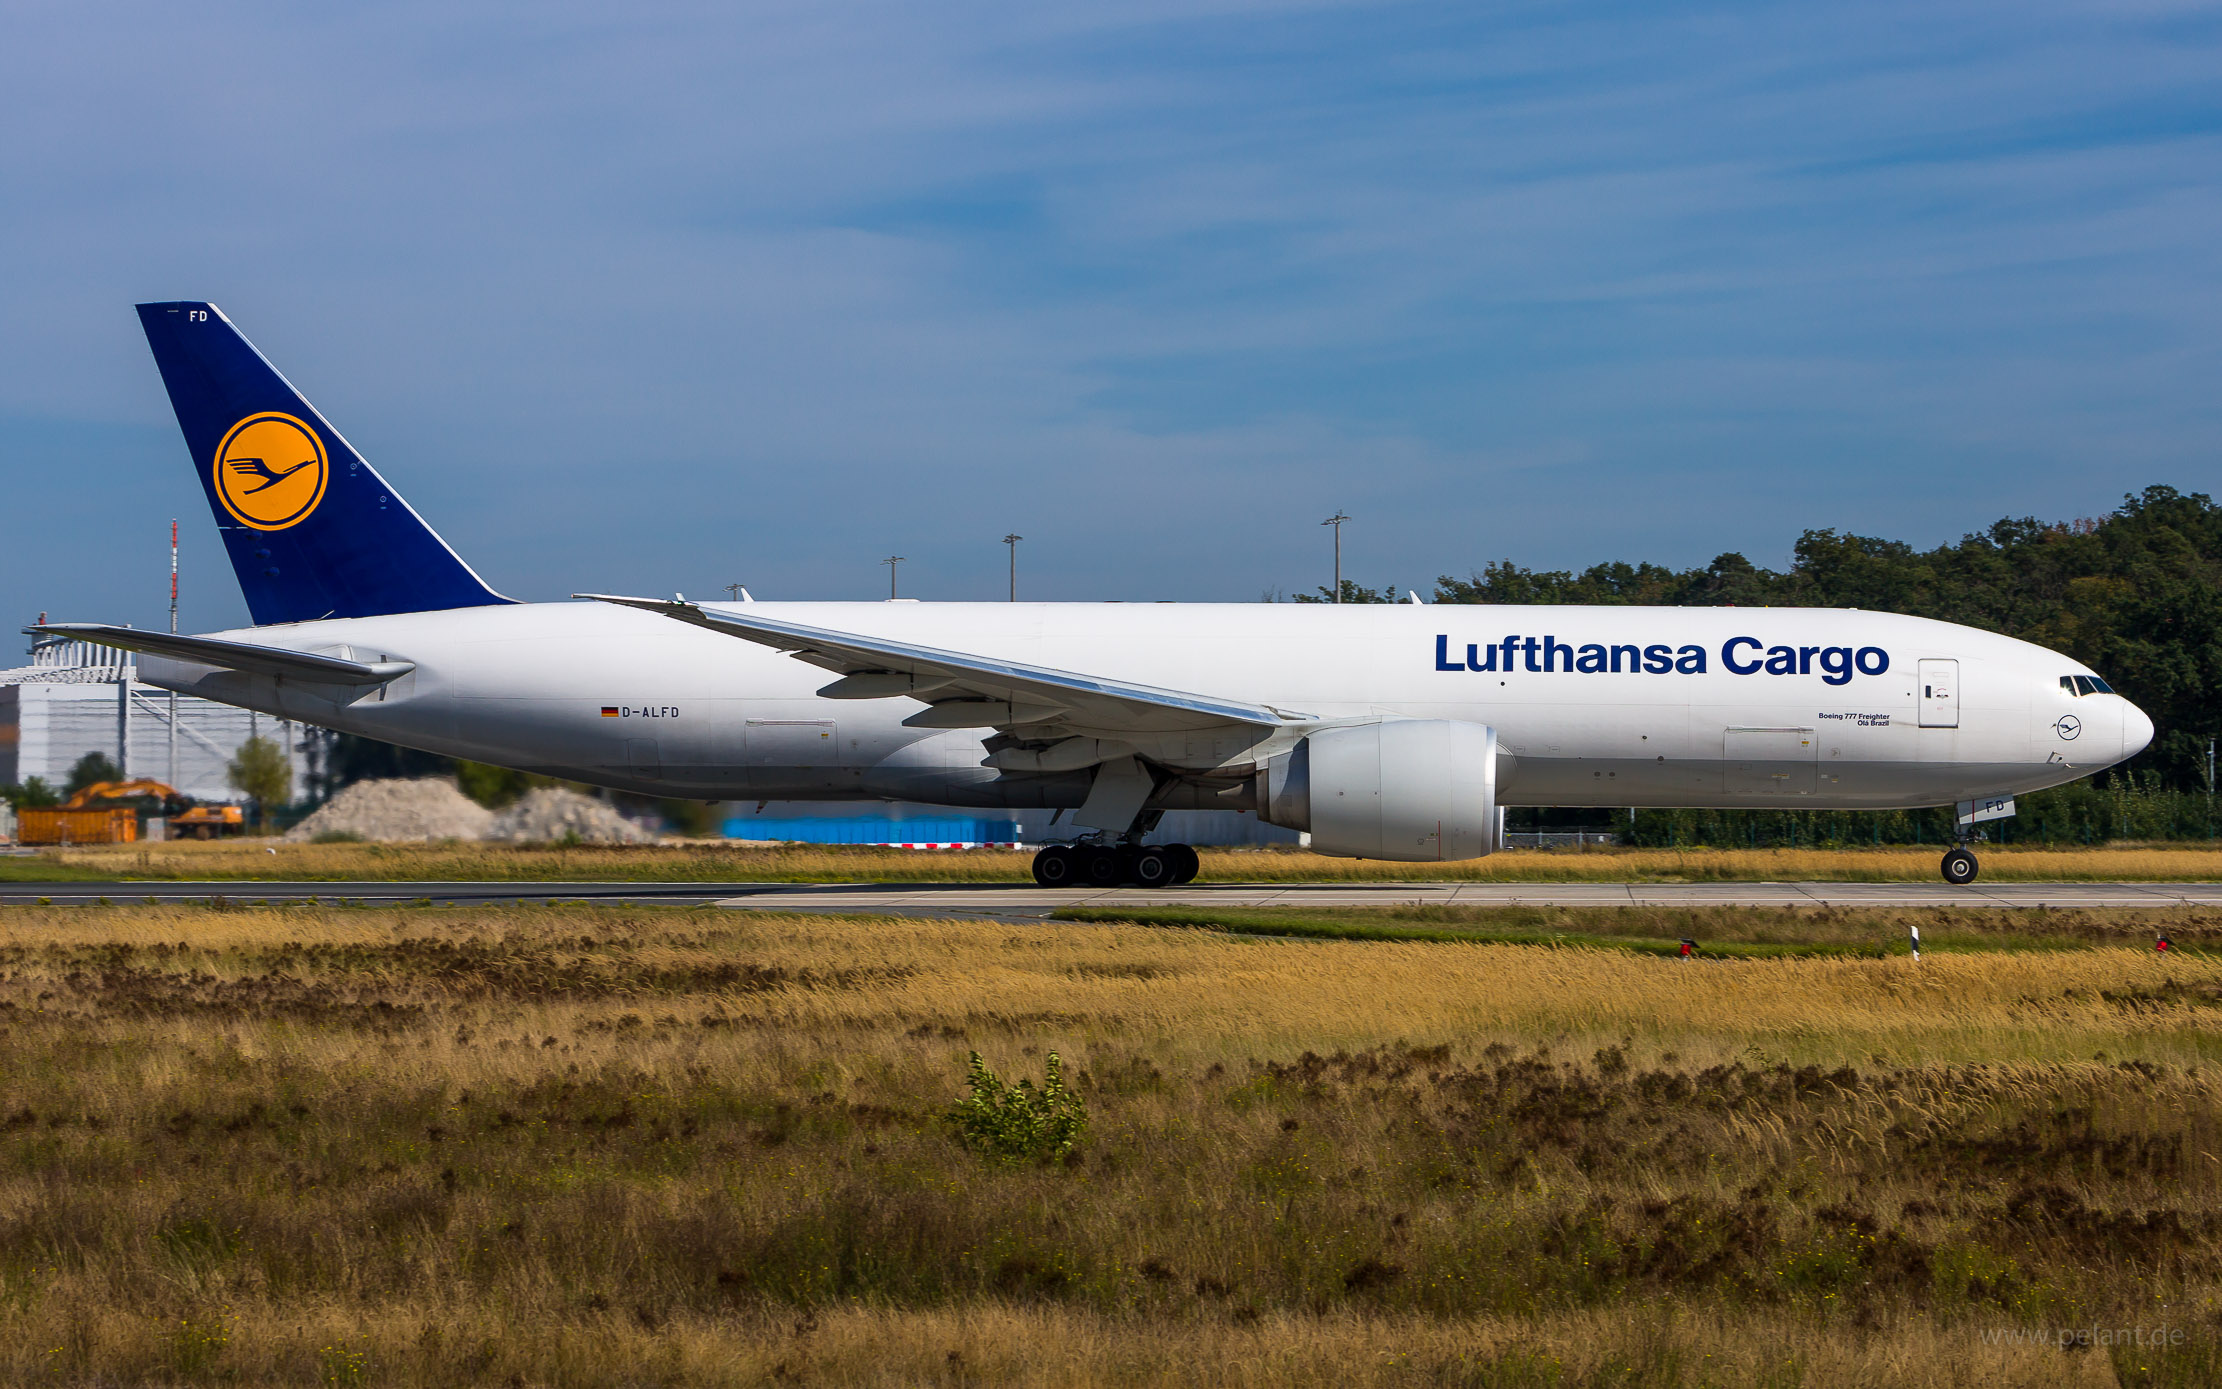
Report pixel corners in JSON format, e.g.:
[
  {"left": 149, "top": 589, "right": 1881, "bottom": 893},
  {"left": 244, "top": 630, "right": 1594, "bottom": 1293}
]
[
  {"left": 212, "top": 412, "right": 328, "bottom": 530},
  {"left": 2054, "top": 714, "right": 2082, "bottom": 740}
]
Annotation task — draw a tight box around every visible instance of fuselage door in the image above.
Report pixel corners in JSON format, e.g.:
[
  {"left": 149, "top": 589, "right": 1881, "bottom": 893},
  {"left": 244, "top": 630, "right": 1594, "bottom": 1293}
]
[
  {"left": 1918, "top": 659, "right": 1960, "bottom": 729},
  {"left": 746, "top": 716, "right": 839, "bottom": 766},
  {"left": 1724, "top": 726, "right": 1818, "bottom": 795}
]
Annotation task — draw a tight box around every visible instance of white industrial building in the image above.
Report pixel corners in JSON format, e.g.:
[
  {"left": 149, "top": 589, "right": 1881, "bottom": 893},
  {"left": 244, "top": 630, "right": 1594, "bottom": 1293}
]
[{"left": 0, "top": 634, "right": 304, "bottom": 802}]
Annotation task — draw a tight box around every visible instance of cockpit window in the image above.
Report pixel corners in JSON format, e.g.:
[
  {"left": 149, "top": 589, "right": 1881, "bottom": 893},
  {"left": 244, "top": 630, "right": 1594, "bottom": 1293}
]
[
  {"left": 2061, "top": 676, "right": 2078, "bottom": 694},
  {"left": 2087, "top": 676, "right": 2114, "bottom": 694},
  {"left": 2062, "top": 675, "right": 2116, "bottom": 696}
]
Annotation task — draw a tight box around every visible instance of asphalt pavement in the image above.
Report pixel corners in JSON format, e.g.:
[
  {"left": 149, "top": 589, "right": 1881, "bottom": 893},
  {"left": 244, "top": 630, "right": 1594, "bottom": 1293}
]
[{"left": 6, "top": 879, "right": 2222, "bottom": 917}]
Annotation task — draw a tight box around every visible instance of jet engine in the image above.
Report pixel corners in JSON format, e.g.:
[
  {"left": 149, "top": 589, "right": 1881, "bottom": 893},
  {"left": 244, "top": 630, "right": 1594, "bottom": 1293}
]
[{"left": 1258, "top": 720, "right": 1503, "bottom": 861}]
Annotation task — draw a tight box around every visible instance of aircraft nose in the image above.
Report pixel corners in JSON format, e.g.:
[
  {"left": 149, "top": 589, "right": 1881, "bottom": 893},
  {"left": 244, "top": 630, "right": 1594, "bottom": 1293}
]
[{"left": 2122, "top": 701, "right": 2155, "bottom": 760}]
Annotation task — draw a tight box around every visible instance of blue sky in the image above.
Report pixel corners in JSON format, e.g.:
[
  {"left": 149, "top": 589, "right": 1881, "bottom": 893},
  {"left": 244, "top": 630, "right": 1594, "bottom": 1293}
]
[{"left": 3, "top": 0, "right": 2219, "bottom": 631}]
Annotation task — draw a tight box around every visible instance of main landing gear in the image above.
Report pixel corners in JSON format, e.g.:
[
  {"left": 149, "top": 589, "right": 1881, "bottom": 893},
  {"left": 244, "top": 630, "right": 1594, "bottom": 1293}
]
[{"left": 1031, "top": 841, "right": 1201, "bottom": 888}]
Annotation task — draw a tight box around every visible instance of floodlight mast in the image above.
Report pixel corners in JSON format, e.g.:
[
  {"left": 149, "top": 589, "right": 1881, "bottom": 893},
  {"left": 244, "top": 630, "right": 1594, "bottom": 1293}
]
[
  {"left": 1321, "top": 512, "right": 1350, "bottom": 603},
  {"left": 168, "top": 519, "right": 178, "bottom": 788}
]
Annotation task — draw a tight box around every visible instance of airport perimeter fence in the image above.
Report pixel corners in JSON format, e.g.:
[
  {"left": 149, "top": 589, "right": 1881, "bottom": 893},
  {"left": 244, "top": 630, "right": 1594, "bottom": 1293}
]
[
  {"left": 1502, "top": 831, "right": 1622, "bottom": 849},
  {"left": 1621, "top": 776, "right": 2222, "bottom": 849}
]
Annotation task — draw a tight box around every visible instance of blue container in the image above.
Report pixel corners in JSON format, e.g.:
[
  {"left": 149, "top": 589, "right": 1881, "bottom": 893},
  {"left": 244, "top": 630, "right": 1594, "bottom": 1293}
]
[{"left": 722, "top": 816, "right": 1020, "bottom": 845}]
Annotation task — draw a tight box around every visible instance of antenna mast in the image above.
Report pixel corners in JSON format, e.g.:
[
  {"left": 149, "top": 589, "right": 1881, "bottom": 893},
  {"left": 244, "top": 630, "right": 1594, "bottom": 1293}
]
[{"left": 167, "top": 519, "right": 179, "bottom": 789}]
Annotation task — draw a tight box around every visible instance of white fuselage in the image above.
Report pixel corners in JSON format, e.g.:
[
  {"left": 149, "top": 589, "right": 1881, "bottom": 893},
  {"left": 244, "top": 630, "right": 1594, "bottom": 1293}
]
[{"left": 136, "top": 600, "right": 2151, "bottom": 812}]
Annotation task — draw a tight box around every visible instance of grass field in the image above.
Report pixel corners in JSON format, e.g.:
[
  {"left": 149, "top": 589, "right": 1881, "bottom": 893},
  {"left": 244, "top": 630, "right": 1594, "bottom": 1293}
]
[
  {"left": 1054, "top": 901, "right": 2222, "bottom": 958},
  {"left": 5, "top": 900, "right": 2222, "bottom": 1385},
  {"left": 10, "top": 837, "right": 2222, "bottom": 883}
]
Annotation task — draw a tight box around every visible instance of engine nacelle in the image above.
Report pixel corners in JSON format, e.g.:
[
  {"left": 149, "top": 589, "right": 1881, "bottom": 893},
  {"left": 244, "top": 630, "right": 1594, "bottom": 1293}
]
[{"left": 1259, "top": 720, "right": 1502, "bottom": 861}]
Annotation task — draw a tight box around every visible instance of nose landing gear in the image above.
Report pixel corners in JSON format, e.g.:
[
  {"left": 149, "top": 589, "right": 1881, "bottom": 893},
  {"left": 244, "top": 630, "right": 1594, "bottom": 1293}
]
[
  {"left": 1940, "top": 846, "right": 1979, "bottom": 885},
  {"left": 1940, "top": 798, "right": 2014, "bottom": 885},
  {"left": 1030, "top": 840, "right": 1200, "bottom": 887}
]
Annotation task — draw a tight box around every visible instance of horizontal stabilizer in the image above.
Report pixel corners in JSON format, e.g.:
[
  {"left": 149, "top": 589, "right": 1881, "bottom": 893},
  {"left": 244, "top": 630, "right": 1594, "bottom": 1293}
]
[
  {"left": 575, "top": 595, "right": 1308, "bottom": 734},
  {"left": 27, "top": 623, "right": 415, "bottom": 686}
]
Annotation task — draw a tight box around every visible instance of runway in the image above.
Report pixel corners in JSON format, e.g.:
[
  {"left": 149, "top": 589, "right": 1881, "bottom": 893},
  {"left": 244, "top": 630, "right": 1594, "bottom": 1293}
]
[
  {"left": 7, "top": 879, "right": 2222, "bottom": 916},
  {"left": 713, "top": 880, "right": 2222, "bottom": 916},
  {"left": 0, "top": 881, "right": 739, "bottom": 907}
]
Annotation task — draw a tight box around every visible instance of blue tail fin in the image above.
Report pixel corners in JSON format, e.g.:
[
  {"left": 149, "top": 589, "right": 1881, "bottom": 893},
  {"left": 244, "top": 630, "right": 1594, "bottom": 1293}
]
[{"left": 136, "top": 301, "right": 513, "bottom": 625}]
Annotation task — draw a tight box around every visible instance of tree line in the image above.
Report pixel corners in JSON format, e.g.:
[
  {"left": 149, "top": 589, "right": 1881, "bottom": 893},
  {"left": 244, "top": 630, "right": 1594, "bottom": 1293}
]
[{"left": 1299, "top": 485, "right": 2222, "bottom": 841}]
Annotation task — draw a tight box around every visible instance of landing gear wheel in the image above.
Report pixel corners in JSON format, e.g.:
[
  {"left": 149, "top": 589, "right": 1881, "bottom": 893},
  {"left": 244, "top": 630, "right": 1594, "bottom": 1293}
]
[
  {"left": 1167, "top": 844, "right": 1200, "bottom": 884},
  {"left": 1083, "top": 846, "right": 1125, "bottom": 887},
  {"left": 1941, "top": 847, "right": 1979, "bottom": 886},
  {"left": 1032, "top": 846, "right": 1079, "bottom": 887},
  {"left": 1131, "top": 847, "right": 1176, "bottom": 888}
]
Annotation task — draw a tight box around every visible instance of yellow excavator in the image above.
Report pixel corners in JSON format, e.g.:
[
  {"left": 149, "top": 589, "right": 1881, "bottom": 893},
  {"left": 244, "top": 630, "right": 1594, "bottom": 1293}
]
[{"left": 17, "top": 780, "right": 244, "bottom": 845}]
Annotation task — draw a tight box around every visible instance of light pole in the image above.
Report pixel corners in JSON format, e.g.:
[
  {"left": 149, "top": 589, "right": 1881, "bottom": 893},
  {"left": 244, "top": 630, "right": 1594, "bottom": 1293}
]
[
  {"left": 1321, "top": 512, "right": 1349, "bottom": 603},
  {"left": 1003, "top": 533, "right": 1022, "bottom": 602},
  {"left": 723, "top": 583, "right": 744, "bottom": 601},
  {"left": 165, "top": 517, "right": 176, "bottom": 791},
  {"left": 884, "top": 556, "right": 905, "bottom": 598}
]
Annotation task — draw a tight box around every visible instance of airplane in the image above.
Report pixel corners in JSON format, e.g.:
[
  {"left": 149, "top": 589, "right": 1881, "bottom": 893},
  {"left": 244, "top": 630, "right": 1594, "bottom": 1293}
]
[{"left": 31, "top": 301, "right": 2153, "bottom": 888}]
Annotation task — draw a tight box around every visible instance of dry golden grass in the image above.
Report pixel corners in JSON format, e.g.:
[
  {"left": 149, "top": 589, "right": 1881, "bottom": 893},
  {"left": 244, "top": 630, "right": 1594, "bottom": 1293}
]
[
  {"left": 1057, "top": 903, "right": 2222, "bottom": 971},
  {"left": 16, "top": 837, "right": 2222, "bottom": 884},
  {"left": 9, "top": 901, "right": 2222, "bottom": 1060},
  {"left": 5, "top": 838, "right": 1034, "bottom": 883},
  {"left": 5, "top": 902, "right": 2222, "bottom": 1384},
  {"left": 0, "top": 1300, "right": 2139, "bottom": 1388}
]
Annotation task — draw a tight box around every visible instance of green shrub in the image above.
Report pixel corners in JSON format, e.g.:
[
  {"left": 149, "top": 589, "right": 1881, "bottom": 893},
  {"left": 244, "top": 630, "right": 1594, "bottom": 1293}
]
[
  {"left": 4, "top": 777, "right": 60, "bottom": 809},
  {"left": 311, "top": 830, "right": 365, "bottom": 844},
  {"left": 945, "top": 1051, "right": 1087, "bottom": 1163},
  {"left": 66, "top": 752, "right": 122, "bottom": 797},
  {"left": 226, "top": 736, "right": 292, "bottom": 829},
  {"left": 455, "top": 760, "right": 540, "bottom": 809}
]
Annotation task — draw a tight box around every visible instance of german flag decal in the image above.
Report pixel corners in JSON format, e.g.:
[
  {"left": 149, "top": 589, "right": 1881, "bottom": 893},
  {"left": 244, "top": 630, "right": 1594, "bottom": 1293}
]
[{"left": 600, "top": 707, "right": 619, "bottom": 717}]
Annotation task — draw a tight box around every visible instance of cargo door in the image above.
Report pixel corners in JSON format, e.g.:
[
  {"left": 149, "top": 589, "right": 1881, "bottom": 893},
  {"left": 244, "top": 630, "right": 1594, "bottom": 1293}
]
[
  {"left": 745, "top": 717, "right": 838, "bottom": 766},
  {"left": 1918, "top": 659, "right": 1959, "bottom": 729},
  {"left": 1724, "top": 727, "right": 1818, "bottom": 796}
]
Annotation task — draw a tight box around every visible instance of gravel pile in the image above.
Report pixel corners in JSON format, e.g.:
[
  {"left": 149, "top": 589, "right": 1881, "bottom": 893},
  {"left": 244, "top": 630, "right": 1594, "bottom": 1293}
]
[
  {"left": 286, "top": 778, "right": 495, "bottom": 842},
  {"left": 486, "top": 788, "right": 656, "bottom": 844}
]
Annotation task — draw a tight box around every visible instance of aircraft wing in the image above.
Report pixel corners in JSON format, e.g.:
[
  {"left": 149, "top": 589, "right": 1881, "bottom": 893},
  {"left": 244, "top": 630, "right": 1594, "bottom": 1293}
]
[
  {"left": 576, "top": 595, "right": 1309, "bottom": 735},
  {"left": 26, "top": 623, "right": 415, "bottom": 686}
]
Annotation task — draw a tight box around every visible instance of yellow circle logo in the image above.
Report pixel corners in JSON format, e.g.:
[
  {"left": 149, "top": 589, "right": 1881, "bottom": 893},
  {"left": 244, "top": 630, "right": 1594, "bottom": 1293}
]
[{"left": 213, "top": 412, "right": 328, "bottom": 530}]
